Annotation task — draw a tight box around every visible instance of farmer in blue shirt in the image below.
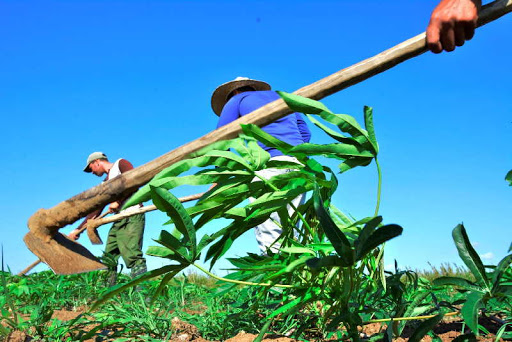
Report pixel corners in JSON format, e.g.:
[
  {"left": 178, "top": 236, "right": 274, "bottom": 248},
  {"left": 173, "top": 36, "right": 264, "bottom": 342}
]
[{"left": 211, "top": 77, "right": 311, "bottom": 254}]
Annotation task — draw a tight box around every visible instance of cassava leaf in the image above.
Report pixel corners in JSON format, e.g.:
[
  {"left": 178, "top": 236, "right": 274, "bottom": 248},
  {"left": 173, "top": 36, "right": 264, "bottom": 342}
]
[
  {"left": 363, "top": 105, "right": 379, "bottom": 154},
  {"left": 277, "top": 91, "right": 332, "bottom": 114},
  {"left": 452, "top": 224, "right": 489, "bottom": 290},
  {"left": 355, "top": 224, "right": 402, "bottom": 261},
  {"left": 491, "top": 253, "right": 512, "bottom": 292},
  {"left": 433, "top": 276, "right": 483, "bottom": 293},
  {"left": 313, "top": 187, "right": 354, "bottom": 265},
  {"left": 408, "top": 314, "right": 444, "bottom": 342},
  {"left": 241, "top": 124, "right": 294, "bottom": 155},
  {"left": 150, "top": 186, "right": 197, "bottom": 260},
  {"left": 461, "top": 291, "right": 484, "bottom": 335},
  {"left": 339, "top": 157, "right": 373, "bottom": 173},
  {"left": 289, "top": 143, "right": 374, "bottom": 159}
]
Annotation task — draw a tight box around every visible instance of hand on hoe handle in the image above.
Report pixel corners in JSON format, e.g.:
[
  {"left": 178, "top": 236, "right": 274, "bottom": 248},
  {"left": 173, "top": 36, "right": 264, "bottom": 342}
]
[
  {"left": 68, "top": 210, "right": 112, "bottom": 241},
  {"left": 427, "top": 0, "right": 481, "bottom": 53}
]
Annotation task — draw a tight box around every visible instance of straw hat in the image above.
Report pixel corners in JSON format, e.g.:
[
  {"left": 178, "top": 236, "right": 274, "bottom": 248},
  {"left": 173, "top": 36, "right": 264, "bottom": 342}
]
[{"left": 211, "top": 77, "right": 271, "bottom": 116}]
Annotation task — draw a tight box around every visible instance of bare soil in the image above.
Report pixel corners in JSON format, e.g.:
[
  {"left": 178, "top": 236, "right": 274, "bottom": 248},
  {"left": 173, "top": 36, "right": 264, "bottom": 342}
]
[{"left": 4, "top": 310, "right": 509, "bottom": 342}]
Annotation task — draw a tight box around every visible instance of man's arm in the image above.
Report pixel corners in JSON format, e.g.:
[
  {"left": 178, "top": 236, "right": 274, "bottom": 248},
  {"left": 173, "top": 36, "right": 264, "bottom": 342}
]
[
  {"left": 68, "top": 208, "right": 103, "bottom": 240},
  {"left": 427, "top": 0, "right": 482, "bottom": 53}
]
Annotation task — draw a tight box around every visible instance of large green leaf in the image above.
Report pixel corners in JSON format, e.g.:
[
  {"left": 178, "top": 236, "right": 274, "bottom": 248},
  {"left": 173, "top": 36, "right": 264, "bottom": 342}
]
[
  {"left": 354, "top": 216, "right": 382, "bottom": 254},
  {"left": 152, "top": 230, "right": 190, "bottom": 262},
  {"left": 289, "top": 143, "right": 374, "bottom": 159},
  {"left": 363, "top": 105, "right": 379, "bottom": 154},
  {"left": 241, "top": 124, "right": 293, "bottom": 155},
  {"left": 306, "top": 114, "right": 363, "bottom": 146},
  {"left": 277, "top": 91, "right": 332, "bottom": 114},
  {"left": 452, "top": 224, "right": 489, "bottom": 290},
  {"left": 339, "top": 157, "right": 373, "bottom": 174},
  {"left": 313, "top": 187, "right": 354, "bottom": 265},
  {"left": 146, "top": 245, "right": 179, "bottom": 259},
  {"left": 491, "top": 253, "right": 512, "bottom": 292},
  {"left": 355, "top": 224, "right": 403, "bottom": 261},
  {"left": 233, "top": 134, "right": 271, "bottom": 169},
  {"left": 150, "top": 186, "right": 197, "bottom": 260},
  {"left": 433, "top": 276, "right": 483, "bottom": 293},
  {"left": 123, "top": 148, "right": 259, "bottom": 208},
  {"left": 408, "top": 314, "right": 444, "bottom": 342},
  {"left": 461, "top": 291, "right": 484, "bottom": 335}
]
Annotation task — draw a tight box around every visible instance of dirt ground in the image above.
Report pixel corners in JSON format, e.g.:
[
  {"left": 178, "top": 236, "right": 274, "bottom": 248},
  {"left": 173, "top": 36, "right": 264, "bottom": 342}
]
[{"left": 4, "top": 310, "right": 509, "bottom": 342}]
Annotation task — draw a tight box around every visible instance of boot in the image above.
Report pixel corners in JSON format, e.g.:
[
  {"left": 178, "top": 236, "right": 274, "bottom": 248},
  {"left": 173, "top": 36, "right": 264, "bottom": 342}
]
[
  {"left": 130, "top": 263, "right": 147, "bottom": 279},
  {"left": 106, "top": 270, "right": 118, "bottom": 287}
]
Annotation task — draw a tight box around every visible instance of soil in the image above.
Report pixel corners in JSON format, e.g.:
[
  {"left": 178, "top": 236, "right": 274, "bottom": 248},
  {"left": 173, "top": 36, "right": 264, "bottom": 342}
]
[{"left": 4, "top": 310, "right": 509, "bottom": 342}]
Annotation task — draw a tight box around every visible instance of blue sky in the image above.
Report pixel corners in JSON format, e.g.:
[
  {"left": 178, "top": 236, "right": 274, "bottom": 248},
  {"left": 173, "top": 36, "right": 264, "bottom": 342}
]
[{"left": 1, "top": 1, "right": 510, "bottom": 276}]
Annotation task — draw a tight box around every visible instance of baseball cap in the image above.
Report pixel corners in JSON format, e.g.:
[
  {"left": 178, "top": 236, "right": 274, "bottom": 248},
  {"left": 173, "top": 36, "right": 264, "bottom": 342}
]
[{"left": 83, "top": 152, "right": 107, "bottom": 172}]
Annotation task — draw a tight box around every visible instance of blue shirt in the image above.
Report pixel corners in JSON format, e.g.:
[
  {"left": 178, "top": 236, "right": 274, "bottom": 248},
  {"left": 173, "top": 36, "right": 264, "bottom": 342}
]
[{"left": 217, "top": 90, "right": 311, "bottom": 157}]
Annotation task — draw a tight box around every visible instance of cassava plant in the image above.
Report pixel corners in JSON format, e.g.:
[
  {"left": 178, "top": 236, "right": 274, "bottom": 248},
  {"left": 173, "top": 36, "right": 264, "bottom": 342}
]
[
  {"left": 433, "top": 224, "right": 512, "bottom": 337},
  {"left": 93, "top": 92, "right": 405, "bottom": 340}
]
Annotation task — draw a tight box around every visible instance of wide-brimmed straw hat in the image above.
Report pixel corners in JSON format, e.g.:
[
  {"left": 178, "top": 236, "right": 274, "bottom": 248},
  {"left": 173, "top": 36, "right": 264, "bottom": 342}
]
[{"left": 211, "top": 77, "right": 271, "bottom": 116}]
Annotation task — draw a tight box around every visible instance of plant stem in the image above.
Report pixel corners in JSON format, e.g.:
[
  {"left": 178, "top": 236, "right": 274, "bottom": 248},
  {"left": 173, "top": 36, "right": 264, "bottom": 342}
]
[
  {"left": 192, "top": 263, "right": 293, "bottom": 288},
  {"left": 363, "top": 311, "right": 459, "bottom": 324},
  {"left": 374, "top": 157, "right": 382, "bottom": 217}
]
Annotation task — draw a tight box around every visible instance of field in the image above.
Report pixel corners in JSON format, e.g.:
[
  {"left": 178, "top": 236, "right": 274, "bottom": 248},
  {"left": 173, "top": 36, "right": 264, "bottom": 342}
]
[
  {"left": 1, "top": 267, "right": 510, "bottom": 341},
  {"left": 7, "top": 94, "right": 511, "bottom": 341}
]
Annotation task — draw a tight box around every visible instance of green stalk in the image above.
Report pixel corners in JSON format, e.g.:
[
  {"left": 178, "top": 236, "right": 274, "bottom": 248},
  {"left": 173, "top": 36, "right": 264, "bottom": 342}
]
[
  {"left": 368, "top": 246, "right": 384, "bottom": 281},
  {"left": 363, "top": 311, "right": 459, "bottom": 324},
  {"left": 192, "top": 263, "right": 293, "bottom": 288},
  {"left": 374, "top": 157, "right": 382, "bottom": 217}
]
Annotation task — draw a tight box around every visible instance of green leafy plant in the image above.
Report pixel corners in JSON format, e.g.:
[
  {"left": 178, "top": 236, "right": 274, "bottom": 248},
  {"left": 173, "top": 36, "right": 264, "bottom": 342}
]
[
  {"left": 89, "top": 92, "right": 410, "bottom": 341},
  {"left": 433, "top": 224, "right": 512, "bottom": 336}
]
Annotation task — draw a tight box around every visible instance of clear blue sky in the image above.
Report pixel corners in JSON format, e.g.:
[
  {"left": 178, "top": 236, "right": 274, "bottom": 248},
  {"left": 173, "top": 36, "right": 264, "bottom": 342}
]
[{"left": 1, "top": 1, "right": 510, "bottom": 276}]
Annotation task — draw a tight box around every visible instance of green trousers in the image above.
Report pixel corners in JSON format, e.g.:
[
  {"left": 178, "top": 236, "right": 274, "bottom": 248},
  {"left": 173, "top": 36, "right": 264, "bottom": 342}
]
[{"left": 104, "top": 213, "right": 146, "bottom": 271}]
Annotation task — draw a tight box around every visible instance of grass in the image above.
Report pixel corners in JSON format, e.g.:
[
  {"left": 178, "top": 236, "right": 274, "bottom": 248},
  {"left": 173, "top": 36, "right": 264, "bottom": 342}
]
[{"left": 415, "top": 262, "right": 475, "bottom": 282}]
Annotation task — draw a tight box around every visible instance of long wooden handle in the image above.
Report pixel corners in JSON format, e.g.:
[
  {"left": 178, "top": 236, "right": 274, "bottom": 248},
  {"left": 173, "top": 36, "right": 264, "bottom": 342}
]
[
  {"left": 75, "top": 210, "right": 110, "bottom": 235},
  {"left": 17, "top": 259, "right": 42, "bottom": 276},
  {"left": 26, "top": 0, "right": 512, "bottom": 241},
  {"left": 87, "top": 192, "right": 205, "bottom": 231}
]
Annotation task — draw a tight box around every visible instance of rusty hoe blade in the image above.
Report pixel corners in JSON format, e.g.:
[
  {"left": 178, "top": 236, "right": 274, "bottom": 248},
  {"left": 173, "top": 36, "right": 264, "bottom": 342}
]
[{"left": 23, "top": 231, "right": 106, "bottom": 275}]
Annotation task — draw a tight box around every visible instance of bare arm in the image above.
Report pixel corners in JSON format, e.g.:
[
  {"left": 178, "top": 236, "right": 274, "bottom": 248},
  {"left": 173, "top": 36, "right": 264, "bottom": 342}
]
[{"left": 68, "top": 208, "right": 103, "bottom": 240}]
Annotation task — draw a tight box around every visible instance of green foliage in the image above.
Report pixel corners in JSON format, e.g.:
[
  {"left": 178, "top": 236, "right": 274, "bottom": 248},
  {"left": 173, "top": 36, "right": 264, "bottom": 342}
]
[
  {"left": 10, "top": 94, "right": 509, "bottom": 340},
  {"left": 433, "top": 224, "right": 512, "bottom": 336},
  {"left": 113, "top": 93, "right": 410, "bottom": 341},
  {"left": 505, "top": 169, "right": 512, "bottom": 186}
]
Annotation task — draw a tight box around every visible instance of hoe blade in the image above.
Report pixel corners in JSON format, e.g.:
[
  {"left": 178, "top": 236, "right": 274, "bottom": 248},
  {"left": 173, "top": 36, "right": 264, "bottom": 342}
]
[{"left": 23, "top": 231, "right": 106, "bottom": 275}]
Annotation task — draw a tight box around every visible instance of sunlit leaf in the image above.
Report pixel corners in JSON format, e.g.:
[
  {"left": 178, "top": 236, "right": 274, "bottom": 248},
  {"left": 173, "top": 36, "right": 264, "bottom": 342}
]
[
  {"left": 461, "top": 291, "right": 484, "bottom": 335},
  {"left": 313, "top": 187, "right": 354, "bottom": 265},
  {"left": 408, "top": 314, "right": 444, "bottom": 342},
  {"left": 150, "top": 186, "right": 196, "bottom": 260},
  {"left": 452, "top": 224, "right": 489, "bottom": 290}
]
